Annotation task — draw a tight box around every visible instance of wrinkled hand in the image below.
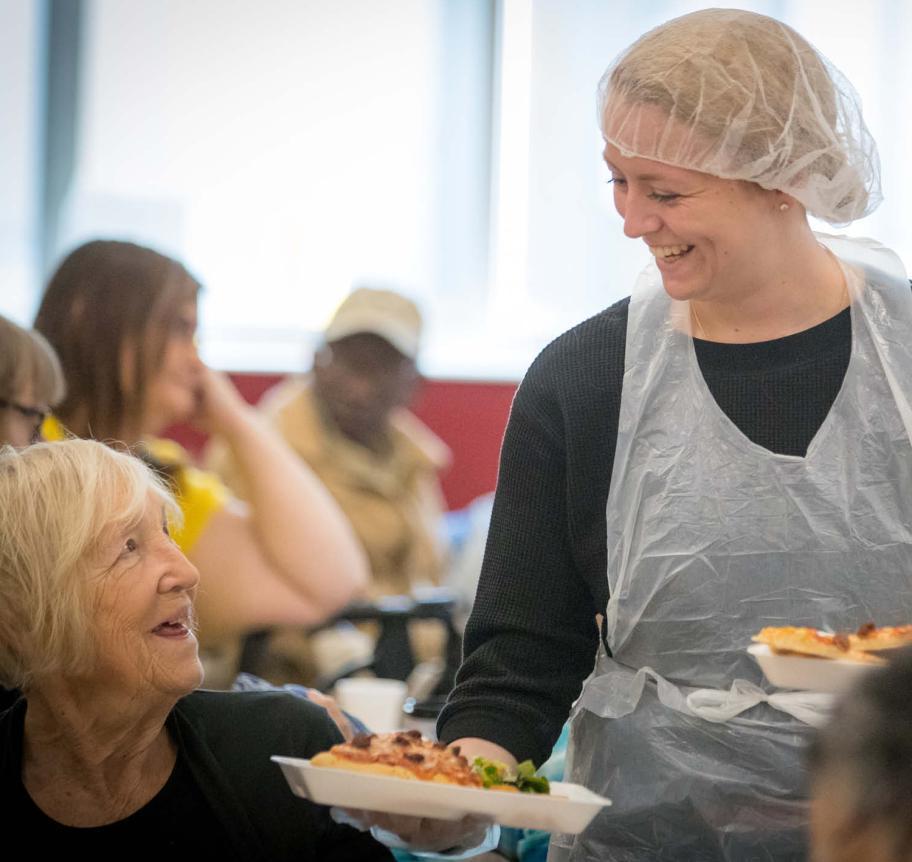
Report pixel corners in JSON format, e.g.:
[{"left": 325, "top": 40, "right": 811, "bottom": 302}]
[
  {"left": 331, "top": 808, "right": 496, "bottom": 856},
  {"left": 305, "top": 689, "right": 356, "bottom": 741}
]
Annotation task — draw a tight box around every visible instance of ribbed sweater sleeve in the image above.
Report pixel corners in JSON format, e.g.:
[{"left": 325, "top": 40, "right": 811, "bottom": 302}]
[{"left": 437, "top": 301, "right": 629, "bottom": 765}]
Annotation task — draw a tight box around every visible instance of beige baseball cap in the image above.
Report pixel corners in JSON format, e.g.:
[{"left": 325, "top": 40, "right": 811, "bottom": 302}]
[{"left": 323, "top": 287, "right": 423, "bottom": 360}]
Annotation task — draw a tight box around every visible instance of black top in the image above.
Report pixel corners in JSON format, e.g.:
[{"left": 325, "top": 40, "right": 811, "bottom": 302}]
[
  {"left": 437, "top": 298, "right": 853, "bottom": 766},
  {"left": 1, "top": 690, "right": 392, "bottom": 861},
  {"left": 10, "top": 741, "right": 231, "bottom": 855}
]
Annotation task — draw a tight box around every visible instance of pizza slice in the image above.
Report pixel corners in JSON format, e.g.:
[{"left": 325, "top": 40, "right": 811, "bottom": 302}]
[
  {"left": 849, "top": 622, "right": 912, "bottom": 652},
  {"left": 311, "top": 729, "right": 483, "bottom": 786},
  {"left": 752, "top": 626, "right": 885, "bottom": 664},
  {"left": 311, "top": 730, "right": 551, "bottom": 794}
]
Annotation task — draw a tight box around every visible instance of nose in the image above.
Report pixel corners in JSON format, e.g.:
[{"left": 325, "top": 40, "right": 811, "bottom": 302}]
[
  {"left": 619, "top": 193, "right": 663, "bottom": 239},
  {"left": 160, "top": 542, "right": 201, "bottom": 594},
  {"left": 186, "top": 341, "right": 204, "bottom": 372}
]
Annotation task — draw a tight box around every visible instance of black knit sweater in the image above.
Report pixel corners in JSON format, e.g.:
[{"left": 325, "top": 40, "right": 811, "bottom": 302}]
[{"left": 437, "top": 297, "right": 852, "bottom": 766}]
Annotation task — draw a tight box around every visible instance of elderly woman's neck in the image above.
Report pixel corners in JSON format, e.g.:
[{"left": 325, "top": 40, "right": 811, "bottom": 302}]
[
  {"left": 23, "top": 681, "right": 175, "bottom": 767},
  {"left": 20, "top": 682, "right": 178, "bottom": 825}
]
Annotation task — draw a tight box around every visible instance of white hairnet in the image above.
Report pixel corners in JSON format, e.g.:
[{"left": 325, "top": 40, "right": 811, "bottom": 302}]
[{"left": 598, "top": 8, "right": 881, "bottom": 225}]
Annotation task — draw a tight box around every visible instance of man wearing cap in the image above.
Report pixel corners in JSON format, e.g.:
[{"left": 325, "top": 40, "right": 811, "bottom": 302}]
[{"left": 208, "top": 287, "right": 450, "bottom": 600}]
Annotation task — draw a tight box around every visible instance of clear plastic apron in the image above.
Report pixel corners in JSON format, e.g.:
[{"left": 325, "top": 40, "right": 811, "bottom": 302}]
[{"left": 549, "top": 236, "right": 912, "bottom": 862}]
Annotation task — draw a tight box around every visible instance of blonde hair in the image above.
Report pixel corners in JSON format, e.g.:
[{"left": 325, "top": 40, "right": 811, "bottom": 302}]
[
  {"left": 0, "top": 439, "right": 180, "bottom": 690},
  {"left": 0, "top": 313, "right": 66, "bottom": 407}
]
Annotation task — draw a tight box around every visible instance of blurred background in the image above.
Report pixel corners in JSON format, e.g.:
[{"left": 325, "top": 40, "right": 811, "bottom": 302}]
[{"left": 3, "top": 0, "right": 911, "bottom": 505}]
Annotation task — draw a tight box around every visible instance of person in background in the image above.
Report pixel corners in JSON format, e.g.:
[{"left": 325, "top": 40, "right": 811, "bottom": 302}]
[
  {"left": 207, "top": 287, "right": 450, "bottom": 683},
  {"left": 0, "top": 313, "right": 67, "bottom": 711},
  {"left": 33, "top": 239, "right": 369, "bottom": 687},
  {"left": 209, "top": 286, "right": 449, "bottom": 597},
  {"left": 0, "top": 314, "right": 65, "bottom": 448},
  {"left": 0, "top": 438, "right": 391, "bottom": 859},
  {"left": 808, "top": 648, "right": 912, "bottom": 862}
]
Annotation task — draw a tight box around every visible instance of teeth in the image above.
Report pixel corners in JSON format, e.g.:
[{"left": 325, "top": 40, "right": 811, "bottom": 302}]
[{"left": 650, "top": 244, "right": 692, "bottom": 258}]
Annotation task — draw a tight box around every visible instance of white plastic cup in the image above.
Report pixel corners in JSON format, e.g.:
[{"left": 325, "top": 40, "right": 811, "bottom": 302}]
[{"left": 333, "top": 677, "right": 409, "bottom": 733}]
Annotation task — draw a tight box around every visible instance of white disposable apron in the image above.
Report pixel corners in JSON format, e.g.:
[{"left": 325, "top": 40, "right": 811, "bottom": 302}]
[{"left": 549, "top": 236, "right": 912, "bottom": 862}]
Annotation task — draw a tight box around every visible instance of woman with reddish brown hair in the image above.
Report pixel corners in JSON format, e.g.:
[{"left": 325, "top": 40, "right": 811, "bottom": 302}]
[{"left": 35, "top": 239, "right": 369, "bottom": 682}]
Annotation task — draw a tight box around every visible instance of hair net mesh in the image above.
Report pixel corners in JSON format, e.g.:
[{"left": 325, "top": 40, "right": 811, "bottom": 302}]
[{"left": 598, "top": 8, "right": 881, "bottom": 225}]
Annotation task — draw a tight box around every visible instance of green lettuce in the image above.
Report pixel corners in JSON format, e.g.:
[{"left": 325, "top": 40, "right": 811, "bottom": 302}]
[{"left": 472, "top": 756, "right": 550, "bottom": 794}]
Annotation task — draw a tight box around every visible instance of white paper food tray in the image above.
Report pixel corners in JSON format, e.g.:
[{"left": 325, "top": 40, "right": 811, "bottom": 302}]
[
  {"left": 747, "top": 643, "right": 875, "bottom": 693},
  {"left": 271, "top": 756, "right": 611, "bottom": 834}
]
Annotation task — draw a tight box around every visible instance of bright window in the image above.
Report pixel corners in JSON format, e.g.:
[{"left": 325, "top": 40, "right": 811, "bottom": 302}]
[
  {"left": 2, "top": 1, "right": 911, "bottom": 380},
  {"left": 0, "top": 0, "right": 42, "bottom": 322},
  {"left": 491, "top": 0, "right": 912, "bottom": 372}
]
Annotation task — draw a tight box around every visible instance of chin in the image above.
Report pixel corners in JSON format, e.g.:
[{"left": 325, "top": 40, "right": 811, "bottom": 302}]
[
  {"left": 152, "top": 398, "right": 196, "bottom": 431},
  {"left": 167, "top": 662, "right": 205, "bottom": 696},
  {"left": 659, "top": 279, "right": 700, "bottom": 302},
  {"left": 150, "top": 646, "right": 204, "bottom": 695}
]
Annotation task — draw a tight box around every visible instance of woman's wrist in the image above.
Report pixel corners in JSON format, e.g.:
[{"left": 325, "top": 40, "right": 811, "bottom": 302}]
[{"left": 216, "top": 404, "right": 272, "bottom": 454}]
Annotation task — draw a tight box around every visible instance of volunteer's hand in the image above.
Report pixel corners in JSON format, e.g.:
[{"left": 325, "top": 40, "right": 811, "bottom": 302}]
[{"left": 331, "top": 808, "right": 496, "bottom": 856}]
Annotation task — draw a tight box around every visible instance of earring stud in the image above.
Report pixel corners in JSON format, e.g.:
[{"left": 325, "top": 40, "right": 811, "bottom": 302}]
[{"left": 779, "top": 202, "right": 790, "bottom": 212}]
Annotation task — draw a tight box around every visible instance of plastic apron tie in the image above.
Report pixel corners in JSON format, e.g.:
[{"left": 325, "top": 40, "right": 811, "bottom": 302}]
[
  {"left": 579, "top": 658, "right": 834, "bottom": 727},
  {"left": 550, "top": 235, "right": 912, "bottom": 862}
]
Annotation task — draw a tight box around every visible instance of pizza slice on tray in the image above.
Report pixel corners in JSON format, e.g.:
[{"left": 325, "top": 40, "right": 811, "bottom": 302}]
[
  {"left": 310, "top": 729, "right": 551, "bottom": 794},
  {"left": 311, "top": 729, "right": 483, "bottom": 786},
  {"left": 849, "top": 622, "right": 912, "bottom": 652},
  {"left": 752, "top": 625, "right": 891, "bottom": 664}
]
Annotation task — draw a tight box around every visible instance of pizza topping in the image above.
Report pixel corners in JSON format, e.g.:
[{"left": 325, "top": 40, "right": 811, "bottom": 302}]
[
  {"left": 473, "top": 757, "right": 551, "bottom": 794},
  {"left": 313, "top": 731, "right": 482, "bottom": 786},
  {"left": 310, "top": 731, "right": 551, "bottom": 793},
  {"left": 752, "top": 622, "right": 912, "bottom": 664}
]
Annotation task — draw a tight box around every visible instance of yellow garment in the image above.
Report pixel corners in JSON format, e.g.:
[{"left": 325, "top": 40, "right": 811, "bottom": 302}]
[
  {"left": 42, "top": 416, "right": 228, "bottom": 554},
  {"left": 141, "top": 437, "right": 230, "bottom": 553},
  {"left": 206, "top": 376, "right": 450, "bottom": 596}
]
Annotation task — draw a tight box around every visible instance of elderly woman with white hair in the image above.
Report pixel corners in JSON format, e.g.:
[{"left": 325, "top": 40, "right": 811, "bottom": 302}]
[
  {"left": 426, "top": 8, "right": 912, "bottom": 861},
  {"left": 0, "top": 439, "right": 391, "bottom": 858}
]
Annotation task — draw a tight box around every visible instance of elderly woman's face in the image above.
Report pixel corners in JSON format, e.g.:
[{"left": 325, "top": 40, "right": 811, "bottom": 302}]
[
  {"left": 603, "top": 141, "right": 783, "bottom": 304},
  {"left": 90, "top": 494, "right": 203, "bottom": 697}
]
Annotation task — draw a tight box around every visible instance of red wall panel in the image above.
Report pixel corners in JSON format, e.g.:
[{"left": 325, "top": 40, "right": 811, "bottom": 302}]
[{"left": 166, "top": 374, "right": 518, "bottom": 511}]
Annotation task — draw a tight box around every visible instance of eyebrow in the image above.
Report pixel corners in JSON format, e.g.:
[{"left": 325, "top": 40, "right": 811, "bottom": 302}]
[{"left": 604, "top": 160, "right": 676, "bottom": 184}]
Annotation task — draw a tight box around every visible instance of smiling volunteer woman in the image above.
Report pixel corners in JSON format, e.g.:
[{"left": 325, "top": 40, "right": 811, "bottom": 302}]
[{"left": 435, "top": 9, "right": 912, "bottom": 861}]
